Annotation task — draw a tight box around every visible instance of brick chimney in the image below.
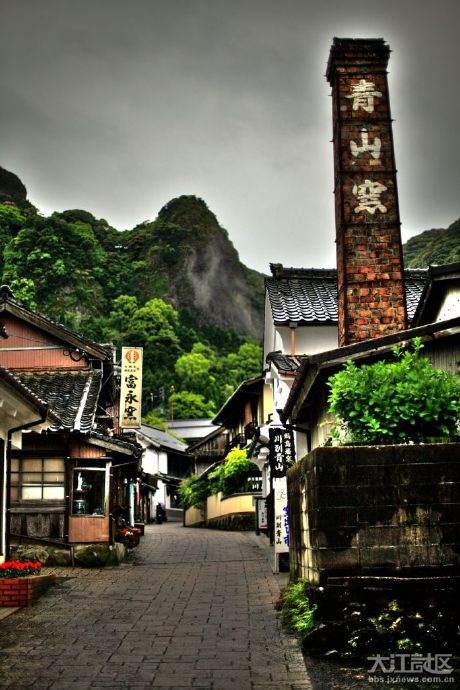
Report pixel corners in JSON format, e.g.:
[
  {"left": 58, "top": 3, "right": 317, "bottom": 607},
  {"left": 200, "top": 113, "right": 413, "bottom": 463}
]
[{"left": 326, "top": 38, "right": 408, "bottom": 346}]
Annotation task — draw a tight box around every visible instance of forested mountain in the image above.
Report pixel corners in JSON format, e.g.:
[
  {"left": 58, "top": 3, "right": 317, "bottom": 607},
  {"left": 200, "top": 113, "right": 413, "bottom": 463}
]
[
  {"left": 0, "top": 166, "right": 265, "bottom": 421},
  {"left": 1, "top": 165, "right": 458, "bottom": 420},
  {"left": 403, "top": 218, "right": 460, "bottom": 268}
]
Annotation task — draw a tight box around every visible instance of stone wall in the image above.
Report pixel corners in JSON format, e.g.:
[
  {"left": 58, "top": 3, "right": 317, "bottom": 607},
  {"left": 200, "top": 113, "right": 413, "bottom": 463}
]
[{"left": 287, "top": 443, "right": 460, "bottom": 585}]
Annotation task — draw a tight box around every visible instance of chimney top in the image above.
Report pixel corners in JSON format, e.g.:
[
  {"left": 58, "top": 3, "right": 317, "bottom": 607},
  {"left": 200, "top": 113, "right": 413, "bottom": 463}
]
[{"left": 326, "top": 37, "right": 390, "bottom": 84}]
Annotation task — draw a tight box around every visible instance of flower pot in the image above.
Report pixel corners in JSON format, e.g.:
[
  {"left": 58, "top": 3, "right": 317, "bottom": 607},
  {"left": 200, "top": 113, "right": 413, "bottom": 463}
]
[{"left": 0, "top": 574, "right": 56, "bottom": 607}]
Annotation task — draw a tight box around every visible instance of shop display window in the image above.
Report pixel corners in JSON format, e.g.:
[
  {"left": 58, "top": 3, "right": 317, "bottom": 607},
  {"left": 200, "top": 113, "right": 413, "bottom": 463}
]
[{"left": 72, "top": 467, "right": 106, "bottom": 516}]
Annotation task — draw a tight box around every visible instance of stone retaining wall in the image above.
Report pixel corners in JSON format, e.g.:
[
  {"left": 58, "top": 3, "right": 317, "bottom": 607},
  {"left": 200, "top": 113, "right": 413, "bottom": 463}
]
[{"left": 287, "top": 443, "right": 460, "bottom": 585}]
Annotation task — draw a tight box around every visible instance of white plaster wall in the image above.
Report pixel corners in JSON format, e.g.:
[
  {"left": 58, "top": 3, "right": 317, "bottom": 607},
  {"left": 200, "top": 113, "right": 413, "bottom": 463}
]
[
  {"left": 277, "top": 325, "right": 338, "bottom": 356},
  {"left": 158, "top": 451, "right": 168, "bottom": 474},
  {"left": 294, "top": 429, "right": 309, "bottom": 463},
  {"left": 140, "top": 445, "right": 159, "bottom": 475},
  {"left": 273, "top": 378, "right": 293, "bottom": 423},
  {"left": 437, "top": 287, "right": 460, "bottom": 321},
  {"left": 310, "top": 409, "right": 334, "bottom": 450}
]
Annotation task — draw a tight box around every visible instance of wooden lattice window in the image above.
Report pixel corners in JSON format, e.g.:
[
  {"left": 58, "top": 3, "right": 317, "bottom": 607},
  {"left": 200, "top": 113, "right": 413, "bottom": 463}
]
[{"left": 10, "top": 457, "right": 65, "bottom": 501}]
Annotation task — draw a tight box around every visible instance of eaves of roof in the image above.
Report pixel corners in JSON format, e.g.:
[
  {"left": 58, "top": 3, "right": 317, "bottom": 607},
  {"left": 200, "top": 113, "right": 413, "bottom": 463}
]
[
  {"left": 281, "top": 315, "right": 460, "bottom": 424},
  {"left": 212, "top": 376, "right": 263, "bottom": 426},
  {"left": 0, "top": 289, "right": 112, "bottom": 360},
  {"left": 0, "top": 366, "right": 60, "bottom": 424},
  {"left": 412, "top": 262, "right": 460, "bottom": 327},
  {"left": 265, "top": 269, "right": 337, "bottom": 325},
  {"left": 187, "top": 425, "right": 226, "bottom": 453},
  {"left": 158, "top": 472, "right": 187, "bottom": 485},
  {"left": 88, "top": 431, "right": 142, "bottom": 458}
]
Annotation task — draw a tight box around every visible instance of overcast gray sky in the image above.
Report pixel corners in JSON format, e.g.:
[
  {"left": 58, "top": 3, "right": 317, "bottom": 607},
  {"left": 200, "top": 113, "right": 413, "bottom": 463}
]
[{"left": 1, "top": 0, "right": 459, "bottom": 274}]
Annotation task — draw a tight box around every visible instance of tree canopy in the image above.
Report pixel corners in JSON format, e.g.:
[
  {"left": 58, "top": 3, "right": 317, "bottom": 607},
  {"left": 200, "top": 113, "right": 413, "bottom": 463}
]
[{"left": 0, "top": 199, "right": 263, "bottom": 421}]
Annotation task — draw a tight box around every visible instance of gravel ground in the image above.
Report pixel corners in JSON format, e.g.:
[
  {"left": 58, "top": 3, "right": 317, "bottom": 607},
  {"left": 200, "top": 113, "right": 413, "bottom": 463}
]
[{"left": 303, "top": 654, "right": 459, "bottom": 690}]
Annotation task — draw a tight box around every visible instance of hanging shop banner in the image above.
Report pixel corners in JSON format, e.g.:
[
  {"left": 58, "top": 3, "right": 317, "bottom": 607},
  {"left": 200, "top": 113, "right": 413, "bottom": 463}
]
[
  {"left": 269, "top": 427, "right": 296, "bottom": 478},
  {"left": 273, "top": 477, "right": 289, "bottom": 554},
  {"left": 120, "top": 347, "right": 143, "bottom": 429}
]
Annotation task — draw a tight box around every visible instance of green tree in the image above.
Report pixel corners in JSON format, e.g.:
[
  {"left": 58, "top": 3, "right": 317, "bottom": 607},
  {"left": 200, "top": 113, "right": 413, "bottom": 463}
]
[
  {"left": 178, "top": 474, "right": 209, "bottom": 509},
  {"left": 168, "top": 391, "right": 216, "bottom": 420},
  {"left": 3, "top": 214, "right": 106, "bottom": 324},
  {"left": 125, "top": 298, "right": 184, "bottom": 405},
  {"left": 0, "top": 202, "right": 24, "bottom": 234},
  {"left": 141, "top": 410, "right": 167, "bottom": 430},
  {"left": 102, "top": 294, "right": 139, "bottom": 346},
  {"left": 214, "top": 340, "right": 263, "bottom": 406},
  {"left": 221, "top": 341, "right": 262, "bottom": 388},
  {"left": 129, "top": 299, "right": 182, "bottom": 358},
  {"left": 174, "top": 343, "right": 218, "bottom": 398},
  {"left": 7, "top": 277, "right": 37, "bottom": 310}
]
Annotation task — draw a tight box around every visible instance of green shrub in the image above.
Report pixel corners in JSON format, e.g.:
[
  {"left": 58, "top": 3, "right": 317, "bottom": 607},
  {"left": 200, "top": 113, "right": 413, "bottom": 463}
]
[
  {"left": 178, "top": 474, "right": 209, "bottom": 509},
  {"left": 208, "top": 448, "right": 260, "bottom": 496},
  {"left": 327, "top": 338, "right": 460, "bottom": 445},
  {"left": 279, "top": 580, "right": 317, "bottom": 637},
  {"left": 305, "top": 596, "right": 460, "bottom": 659}
]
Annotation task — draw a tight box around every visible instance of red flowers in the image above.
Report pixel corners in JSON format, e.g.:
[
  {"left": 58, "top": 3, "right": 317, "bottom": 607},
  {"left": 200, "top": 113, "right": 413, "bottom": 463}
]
[{"left": 0, "top": 560, "right": 42, "bottom": 578}]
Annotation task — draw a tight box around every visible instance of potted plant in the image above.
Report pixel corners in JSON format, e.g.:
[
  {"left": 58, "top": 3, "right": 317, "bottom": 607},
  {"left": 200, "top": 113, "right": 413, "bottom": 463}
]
[{"left": 0, "top": 560, "right": 55, "bottom": 607}]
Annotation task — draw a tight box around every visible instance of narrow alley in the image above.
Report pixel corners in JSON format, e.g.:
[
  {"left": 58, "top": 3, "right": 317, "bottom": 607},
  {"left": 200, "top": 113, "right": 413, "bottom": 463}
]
[{"left": 0, "top": 523, "right": 312, "bottom": 690}]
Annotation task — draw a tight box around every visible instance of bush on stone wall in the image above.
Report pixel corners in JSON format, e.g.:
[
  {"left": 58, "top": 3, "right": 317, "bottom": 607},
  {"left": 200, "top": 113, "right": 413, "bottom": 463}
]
[
  {"left": 327, "top": 338, "right": 460, "bottom": 445},
  {"left": 179, "top": 448, "right": 260, "bottom": 508}
]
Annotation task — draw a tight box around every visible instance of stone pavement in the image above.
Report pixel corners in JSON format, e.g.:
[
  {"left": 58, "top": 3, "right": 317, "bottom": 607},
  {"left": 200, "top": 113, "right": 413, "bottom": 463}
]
[{"left": 0, "top": 522, "right": 313, "bottom": 690}]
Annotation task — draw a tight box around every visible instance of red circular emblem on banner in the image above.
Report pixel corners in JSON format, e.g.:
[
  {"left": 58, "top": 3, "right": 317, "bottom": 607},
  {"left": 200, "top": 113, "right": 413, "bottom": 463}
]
[{"left": 125, "top": 349, "right": 140, "bottom": 363}]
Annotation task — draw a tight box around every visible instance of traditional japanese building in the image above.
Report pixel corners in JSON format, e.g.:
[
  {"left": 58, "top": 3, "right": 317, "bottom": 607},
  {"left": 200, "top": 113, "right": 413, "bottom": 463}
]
[{"left": 0, "top": 286, "right": 141, "bottom": 554}]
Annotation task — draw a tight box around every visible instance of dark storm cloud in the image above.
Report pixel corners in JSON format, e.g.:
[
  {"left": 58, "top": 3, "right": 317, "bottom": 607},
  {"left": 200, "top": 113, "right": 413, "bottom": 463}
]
[{"left": 1, "top": 0, "right": 459, "bottom": 273}]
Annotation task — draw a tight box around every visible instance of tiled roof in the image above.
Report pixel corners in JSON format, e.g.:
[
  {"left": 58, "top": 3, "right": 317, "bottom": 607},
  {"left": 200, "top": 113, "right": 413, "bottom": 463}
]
[
  {"left": 89, "top": 431, "right": 142, "bottom": 458},
  {"left": 0, "top": 366, "right": 60, "bottom": 423},
  {"left": 266, "top": 353, "right": 307, "bottom": 374},
  {"left": 404, "top": 270, "right": 429, "bottom": 322},
  {"left": 266, "top": 266, "right": 427, "bottom": 326},
  {"left": 16, "top": 369, "right": 102, "bottom": 433},
  {"left": 140, "top": 424, "right": 188, "bottom": 453},
  {"left": 266, "top": 268, "right": 337, "bottom": 325}
]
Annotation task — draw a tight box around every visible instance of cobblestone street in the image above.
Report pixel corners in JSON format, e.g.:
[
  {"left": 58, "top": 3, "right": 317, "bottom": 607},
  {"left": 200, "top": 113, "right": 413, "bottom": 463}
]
[{"left": 0, "top": 523, "right": 313, "bottom": 689}]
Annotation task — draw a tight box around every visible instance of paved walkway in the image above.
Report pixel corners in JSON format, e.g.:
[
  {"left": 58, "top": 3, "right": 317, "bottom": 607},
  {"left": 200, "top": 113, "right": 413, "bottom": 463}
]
[{"left": 0, "top": 522, "right": 313, "bottom": 689}]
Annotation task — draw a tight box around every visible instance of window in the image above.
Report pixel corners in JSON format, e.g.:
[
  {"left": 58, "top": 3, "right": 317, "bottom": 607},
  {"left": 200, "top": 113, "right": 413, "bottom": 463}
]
[
  {"left": 10, "top": 457, "right": 65, "bottom": 501},
  {"left": 72, "top": 468, "right": 107, "bottom": 516}
]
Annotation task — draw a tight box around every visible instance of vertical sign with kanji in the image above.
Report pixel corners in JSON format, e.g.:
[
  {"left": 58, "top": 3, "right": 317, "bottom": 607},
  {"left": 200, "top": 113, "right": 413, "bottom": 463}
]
[
  {"left": 120, "top": 347, "right": 143, "bottom": 429},
  {"left": 269, "top": 427, "right": 296, "bottom": 478},
  {"left": 256, "top": 498, "right": 268, "bottom": 532},
  {"left": 326, "top": 38, "right": 407, "bottom": 346},
  {"left": 273, "top": 477, "right": 289, "bottom": 557}
]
